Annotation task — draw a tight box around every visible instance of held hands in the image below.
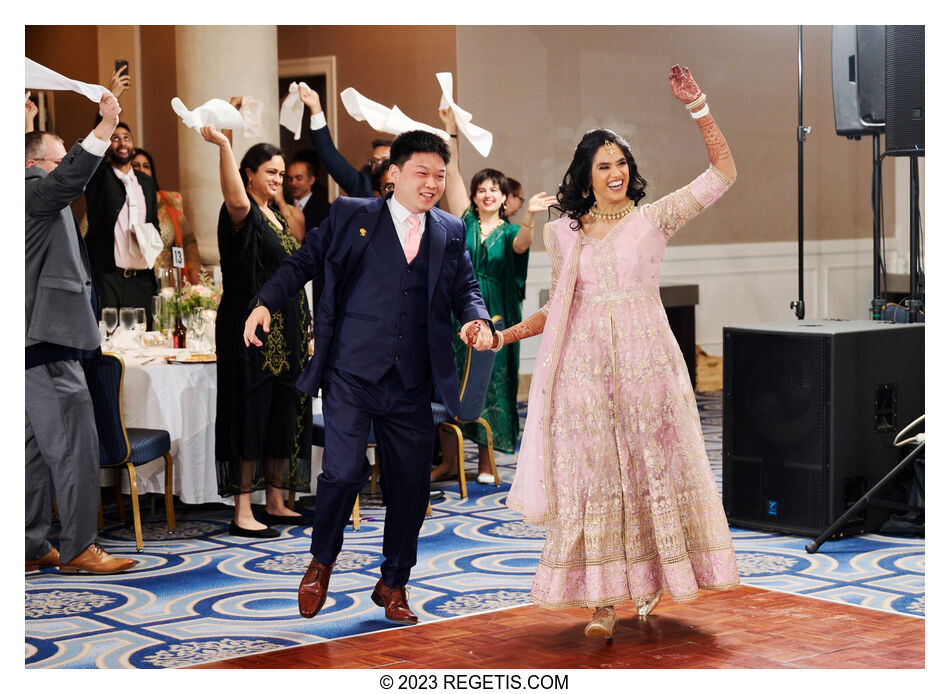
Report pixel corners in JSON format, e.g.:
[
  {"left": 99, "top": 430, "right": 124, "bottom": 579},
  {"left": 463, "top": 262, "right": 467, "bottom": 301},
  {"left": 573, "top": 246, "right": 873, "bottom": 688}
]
[
  {"left": 668, "top": 64, "right": 702, "bottom": 105},
  {"left": 200, "top": 125, "right": 231, "bottom": 148},
  {"left": 243, "top": 306, "right": 271, "bottom": 348},
  {"left": 474, "top": 332, "right": 502, "bottom": 352},
  {"left": 459, "top": 320, "right": 493, "bottom": 351},
  {"left": 299, "top": 84, "right": 322, "bottom": 113},
  {"left": 526, "top": 192, "right": 557, "bottom": 215}
]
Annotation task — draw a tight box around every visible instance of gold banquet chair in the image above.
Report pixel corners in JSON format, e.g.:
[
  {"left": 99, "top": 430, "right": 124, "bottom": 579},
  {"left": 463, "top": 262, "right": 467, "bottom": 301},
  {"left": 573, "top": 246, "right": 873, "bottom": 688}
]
[
  {"left": 84, "top": 353, "right": 176, "bottom": 551},
  {"left": 432, "top": 316, "right": 503, "bottom": 499}
]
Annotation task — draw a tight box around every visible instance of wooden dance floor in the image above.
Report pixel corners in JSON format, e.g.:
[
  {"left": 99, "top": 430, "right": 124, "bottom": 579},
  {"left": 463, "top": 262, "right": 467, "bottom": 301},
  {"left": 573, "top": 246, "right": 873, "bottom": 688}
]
[{"left": 192, "top": 586, "right": 924, "bottom": 669}]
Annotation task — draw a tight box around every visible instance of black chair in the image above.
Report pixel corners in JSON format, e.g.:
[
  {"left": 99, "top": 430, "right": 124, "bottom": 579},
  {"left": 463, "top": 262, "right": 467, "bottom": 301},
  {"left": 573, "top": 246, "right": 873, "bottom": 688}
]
[
  {"left": 432, "top": 316, "right": 502, "bottom": 499},
  {"left": 84, "top": 353, "right": 176, "bottom": 551}
]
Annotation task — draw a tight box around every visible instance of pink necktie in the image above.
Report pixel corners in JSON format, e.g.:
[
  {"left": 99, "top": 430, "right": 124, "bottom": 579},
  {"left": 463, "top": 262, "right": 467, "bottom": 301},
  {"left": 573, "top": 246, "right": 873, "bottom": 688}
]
[{"left": 405, "top": 214, "right": 421, "bottom": 263}]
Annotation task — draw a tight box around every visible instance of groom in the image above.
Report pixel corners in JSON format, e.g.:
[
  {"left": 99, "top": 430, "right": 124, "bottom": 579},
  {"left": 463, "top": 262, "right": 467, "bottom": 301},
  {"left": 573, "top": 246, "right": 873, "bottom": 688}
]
[{"left": 244, "top": 130, "right": 492, "bottom": 623}]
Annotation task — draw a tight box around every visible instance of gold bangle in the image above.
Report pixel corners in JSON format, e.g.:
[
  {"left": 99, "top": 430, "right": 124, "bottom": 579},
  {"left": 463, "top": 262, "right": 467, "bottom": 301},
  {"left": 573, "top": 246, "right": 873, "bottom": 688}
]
[
  {"left": 685, "top": 93, "right": 706, "bottom": 110},
  {"left": 520, "top": 222, "right": 535, "bottom": 229}
]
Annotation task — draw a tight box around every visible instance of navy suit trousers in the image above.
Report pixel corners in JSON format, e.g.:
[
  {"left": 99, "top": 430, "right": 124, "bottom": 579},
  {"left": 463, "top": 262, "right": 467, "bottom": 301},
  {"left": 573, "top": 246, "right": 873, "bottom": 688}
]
[{"left": 312, "top": 367, "right": 434, "bottom": 587}]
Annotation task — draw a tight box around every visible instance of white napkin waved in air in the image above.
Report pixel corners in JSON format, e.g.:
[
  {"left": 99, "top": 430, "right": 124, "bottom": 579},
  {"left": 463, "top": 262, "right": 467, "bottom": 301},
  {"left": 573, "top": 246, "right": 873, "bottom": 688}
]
[
  {"left": 278, "top": 81, "right": 309, "bottom": 140},
  {"left": 339, "top": 88, "right": 449, "bottom": 141},
  {"left": 171, "top": 97, "right": 244, "bottom": 132},
  {"left": 25, "top": 57, "right": 107, "bottom": 103},
  {"left": 436, "top": 72, "right": 493, "bottom": 157}
]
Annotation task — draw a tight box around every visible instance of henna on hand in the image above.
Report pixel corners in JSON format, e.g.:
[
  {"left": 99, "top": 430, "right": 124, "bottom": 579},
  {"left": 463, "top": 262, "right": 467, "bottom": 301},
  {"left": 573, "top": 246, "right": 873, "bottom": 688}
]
[
  {"left": 500, "top": 309, "right": 547, "bottom": 346},
  {"left": 465, "top": 322, "right": 480, "bottom": 345},
  {"left": 669, "top": 64, "right": 702, "bottom": 105}
]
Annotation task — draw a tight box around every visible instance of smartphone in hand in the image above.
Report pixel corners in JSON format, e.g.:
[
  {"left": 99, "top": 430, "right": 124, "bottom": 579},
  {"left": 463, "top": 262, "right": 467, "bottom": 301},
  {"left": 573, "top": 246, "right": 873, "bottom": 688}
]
[{"left": 115, "top": 59, "right": 129, "bottom": 76}]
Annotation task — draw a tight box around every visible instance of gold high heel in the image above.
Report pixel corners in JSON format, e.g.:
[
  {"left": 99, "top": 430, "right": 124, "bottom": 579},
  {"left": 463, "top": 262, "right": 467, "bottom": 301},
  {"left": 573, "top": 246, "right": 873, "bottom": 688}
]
[
  {"left": 584, "top": 606, "right": 618, "bottom": 640},
  {"left": 636, "top": 594, "right": 661, "bottom": 617}
]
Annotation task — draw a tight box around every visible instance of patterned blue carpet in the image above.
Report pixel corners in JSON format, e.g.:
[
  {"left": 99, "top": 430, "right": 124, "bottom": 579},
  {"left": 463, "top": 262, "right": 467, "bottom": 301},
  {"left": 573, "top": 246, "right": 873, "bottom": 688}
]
[{"left": 25, "top": 392, "right": 923, "bottom": 668}]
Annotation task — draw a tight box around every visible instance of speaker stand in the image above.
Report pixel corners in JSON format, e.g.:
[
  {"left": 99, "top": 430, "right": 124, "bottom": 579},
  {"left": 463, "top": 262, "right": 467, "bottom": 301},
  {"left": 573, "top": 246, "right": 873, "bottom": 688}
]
[
  {"left": 870, "top": 134, "right": 886, "bottom": 320},
  {"left": 907, "top": 155, "right": 923, "bottom": 322},
  {"left": 790, "top": 25, "right": 808, "bottom": 321},
  {"left": 805, "top": 440, "right": 924, "bottom": 553}
]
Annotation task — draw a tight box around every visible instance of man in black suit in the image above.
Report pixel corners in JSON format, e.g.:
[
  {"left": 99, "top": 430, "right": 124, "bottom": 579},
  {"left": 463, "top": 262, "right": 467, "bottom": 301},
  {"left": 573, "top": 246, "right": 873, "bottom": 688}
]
[
  {"left": 287, "top": 159, "right": 329, "bottom": 231},
  {"left": 25, "top": 92, "right": 135, "bottom": 575},
  {"left": 83, "top": 120, "right": 159, "bottom": 327}
]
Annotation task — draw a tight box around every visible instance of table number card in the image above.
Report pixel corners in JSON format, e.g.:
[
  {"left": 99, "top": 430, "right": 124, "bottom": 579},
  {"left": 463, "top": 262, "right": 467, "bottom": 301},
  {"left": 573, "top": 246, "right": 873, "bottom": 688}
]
[{"left": 172, "top": 246, "right": 185, "bottom": 269}]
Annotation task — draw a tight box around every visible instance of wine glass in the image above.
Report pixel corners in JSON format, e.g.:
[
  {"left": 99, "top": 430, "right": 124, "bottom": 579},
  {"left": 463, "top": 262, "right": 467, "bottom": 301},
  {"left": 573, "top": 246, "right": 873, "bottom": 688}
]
[
  {"left": 102, "top": 307, "right": 118, "bottom": 336},
  {"left": 191, "top": 310, "right": 206, "bottom": 349},
  {"left": 151, "top": 296, "right": 164, "bottom": 332},
  {"left": 135, "top": 307, "right": 147, "bottom": 333},
  {"left": 119, "top": 307, "right": 137, "bottom": 332}
]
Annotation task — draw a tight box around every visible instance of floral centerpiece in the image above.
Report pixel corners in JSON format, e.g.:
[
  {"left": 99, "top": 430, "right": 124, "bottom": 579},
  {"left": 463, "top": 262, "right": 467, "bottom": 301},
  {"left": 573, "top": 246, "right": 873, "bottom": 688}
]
[{"left": 177, "top": 269, "right": 222, "bottom": 314}]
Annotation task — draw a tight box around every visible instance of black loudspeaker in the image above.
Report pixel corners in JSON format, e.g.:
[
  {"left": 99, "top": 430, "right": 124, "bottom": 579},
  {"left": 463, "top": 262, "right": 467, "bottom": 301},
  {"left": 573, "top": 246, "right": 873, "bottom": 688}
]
[
  {"left": 723, "top": 320, "right": 924, "bottom": 536},
  {"left": 832, "top": 25, "right": 886, "bottom": 137},
  {"left": 885, "top": 25, "right": 925, "bottom": 155}
]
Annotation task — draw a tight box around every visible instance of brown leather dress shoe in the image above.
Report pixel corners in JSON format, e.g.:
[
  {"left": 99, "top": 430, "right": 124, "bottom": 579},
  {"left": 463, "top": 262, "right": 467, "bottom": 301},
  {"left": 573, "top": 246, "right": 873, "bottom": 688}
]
[
  {"left": 59, "top": 544, "right": 135, "bottom": 575},
  {"left": 371, "top": 578, "right": 418, "bottom": 624},
  {"left": 26, "top": 547, "right": 60, "bottom": 572},
  {"left": 298, "top": 559, "right": 333, "bottom": 618}
]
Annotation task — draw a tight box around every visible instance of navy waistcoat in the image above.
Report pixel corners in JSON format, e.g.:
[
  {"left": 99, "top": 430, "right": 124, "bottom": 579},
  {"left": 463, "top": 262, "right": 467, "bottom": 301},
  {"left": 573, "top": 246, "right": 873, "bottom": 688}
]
[{"left": 328, "top": 209, "right": 431, "bottom": 388}]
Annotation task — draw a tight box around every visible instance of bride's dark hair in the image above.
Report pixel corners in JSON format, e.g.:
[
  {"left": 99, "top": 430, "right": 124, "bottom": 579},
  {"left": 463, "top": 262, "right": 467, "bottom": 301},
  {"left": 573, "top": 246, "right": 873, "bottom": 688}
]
[{"left": 553, "top": 129, "right": 647, "bottom": 229}]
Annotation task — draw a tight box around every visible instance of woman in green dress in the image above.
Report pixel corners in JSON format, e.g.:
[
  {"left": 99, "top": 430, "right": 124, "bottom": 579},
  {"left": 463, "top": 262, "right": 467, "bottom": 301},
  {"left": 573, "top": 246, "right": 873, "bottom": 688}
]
[{"left": 432, "top": 108, "right": 556, "bottom": 483}]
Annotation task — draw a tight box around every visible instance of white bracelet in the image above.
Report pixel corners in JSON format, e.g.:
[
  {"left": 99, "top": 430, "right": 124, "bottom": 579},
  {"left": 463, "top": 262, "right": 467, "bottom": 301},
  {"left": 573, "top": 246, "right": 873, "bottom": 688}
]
[
  {"left": 690, "top": 104, "right": 710, "bottom": 120},
  {"left": 685, "top": 93, "right": 707, "bottom": 110},
  {"left": 491, "top": 331, "right": 505, "bottom": 352}
]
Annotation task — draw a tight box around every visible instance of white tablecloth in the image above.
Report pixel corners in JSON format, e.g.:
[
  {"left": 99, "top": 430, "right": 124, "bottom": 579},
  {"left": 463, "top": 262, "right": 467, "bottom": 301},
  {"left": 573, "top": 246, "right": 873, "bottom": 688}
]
[{"left": 103, "top": 350, "right": 323, "bottom": 505}]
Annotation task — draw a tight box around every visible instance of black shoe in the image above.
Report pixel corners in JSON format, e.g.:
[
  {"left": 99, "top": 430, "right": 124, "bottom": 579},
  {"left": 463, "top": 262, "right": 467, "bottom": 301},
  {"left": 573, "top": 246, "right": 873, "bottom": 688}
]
[
  {"left": 429, "top": 489, "right": 445, "bottom": 501},
  {"left": 228, "top": 521, "right": 279, "bottom": 538},
  {"left": 261, "top": 511, "right": 313, "bottom": 526}
]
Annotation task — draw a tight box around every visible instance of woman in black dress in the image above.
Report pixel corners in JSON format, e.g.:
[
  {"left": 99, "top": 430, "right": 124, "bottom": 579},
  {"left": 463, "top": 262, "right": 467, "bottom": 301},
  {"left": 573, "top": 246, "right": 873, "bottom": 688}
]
[{"left": 200, "top": 125, "right": 312, "bottom": 537}]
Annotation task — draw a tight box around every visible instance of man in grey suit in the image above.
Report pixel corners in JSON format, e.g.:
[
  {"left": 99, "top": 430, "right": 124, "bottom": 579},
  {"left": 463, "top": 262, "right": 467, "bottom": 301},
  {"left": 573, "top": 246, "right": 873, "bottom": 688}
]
[{"left": 25, "top": 91, "right": 135, "bottom": 575}]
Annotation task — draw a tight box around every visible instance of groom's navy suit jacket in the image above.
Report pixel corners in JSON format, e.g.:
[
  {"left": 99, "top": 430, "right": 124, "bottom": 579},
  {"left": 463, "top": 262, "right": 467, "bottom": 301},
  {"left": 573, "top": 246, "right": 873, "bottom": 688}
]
[{"left": 254, "top": 193, "right": 489, "bottom": 417}]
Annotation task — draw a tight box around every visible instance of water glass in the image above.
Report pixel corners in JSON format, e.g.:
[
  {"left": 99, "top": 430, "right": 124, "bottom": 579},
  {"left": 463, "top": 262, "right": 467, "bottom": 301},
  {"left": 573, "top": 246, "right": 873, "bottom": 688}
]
[
  {"left": 102, "top": 307, "right": 118, "bottom": 335},
  {"left": 119, "top": 307, "right": 137, "bottom": 332}
]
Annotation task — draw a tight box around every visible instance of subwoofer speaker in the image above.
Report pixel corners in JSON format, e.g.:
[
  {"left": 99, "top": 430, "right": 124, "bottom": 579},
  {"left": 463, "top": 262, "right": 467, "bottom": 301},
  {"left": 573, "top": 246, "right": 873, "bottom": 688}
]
[
  {"left": 723, "top": 320, "right": 924, "bottom": 536},
  {"left": 832, "top": 25, "right": 885, "bottom": 137},
  {"left": 885, "top": 25, "right": 925, "bottom": 155}
]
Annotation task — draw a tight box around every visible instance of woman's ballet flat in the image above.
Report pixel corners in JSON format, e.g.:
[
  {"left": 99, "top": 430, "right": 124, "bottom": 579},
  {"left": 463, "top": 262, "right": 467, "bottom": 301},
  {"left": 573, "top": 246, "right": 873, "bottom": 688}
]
[
  {"left": 228, "top": 521, "right": 279, "bottom": 539},
  {"left": 477, "top": 472, "right": 496, "bottom": 485},
  {"left": 584, "top": 608, "right": 618, "bottom": 640},
  {"left": 637, "top": 595, "right": 660, "bottom": 617}
]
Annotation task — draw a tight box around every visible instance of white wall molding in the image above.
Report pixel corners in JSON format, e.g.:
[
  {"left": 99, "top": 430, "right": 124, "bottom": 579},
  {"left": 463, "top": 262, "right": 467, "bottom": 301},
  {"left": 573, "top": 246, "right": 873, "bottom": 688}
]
[{"left": 518, "top": 237, "right": 876, "bottom": 373}]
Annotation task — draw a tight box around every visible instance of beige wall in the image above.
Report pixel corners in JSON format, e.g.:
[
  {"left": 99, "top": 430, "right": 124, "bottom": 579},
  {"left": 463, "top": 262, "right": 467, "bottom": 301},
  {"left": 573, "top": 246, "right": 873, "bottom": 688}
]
[{"left": 457, "top": 25, "right": 896, "bottom": 249}]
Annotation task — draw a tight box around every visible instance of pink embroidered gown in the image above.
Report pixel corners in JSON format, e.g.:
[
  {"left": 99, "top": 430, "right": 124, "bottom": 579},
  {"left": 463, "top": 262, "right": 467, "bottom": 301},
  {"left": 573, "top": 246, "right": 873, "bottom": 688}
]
[{"left": 509, "top": 166, "right": 740, "bottom": 608}]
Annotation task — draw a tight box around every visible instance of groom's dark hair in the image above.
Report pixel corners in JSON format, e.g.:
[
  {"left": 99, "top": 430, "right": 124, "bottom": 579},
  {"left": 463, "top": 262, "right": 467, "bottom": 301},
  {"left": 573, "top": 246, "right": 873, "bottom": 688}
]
[{"left": 389, "top": 130, "right": 450, "bottom": 168}]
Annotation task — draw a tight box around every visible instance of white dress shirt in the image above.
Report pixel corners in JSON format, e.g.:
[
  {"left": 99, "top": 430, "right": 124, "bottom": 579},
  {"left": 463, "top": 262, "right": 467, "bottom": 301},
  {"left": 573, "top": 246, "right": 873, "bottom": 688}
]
[{"left": 295, "top": 192, "right": 312, "bottom": 210}]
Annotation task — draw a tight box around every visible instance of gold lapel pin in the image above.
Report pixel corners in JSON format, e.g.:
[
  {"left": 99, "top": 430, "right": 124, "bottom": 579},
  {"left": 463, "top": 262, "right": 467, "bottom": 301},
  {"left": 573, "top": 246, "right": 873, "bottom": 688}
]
[{"left": 359, "top": 228, "right": 367, "bottom": 237}]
